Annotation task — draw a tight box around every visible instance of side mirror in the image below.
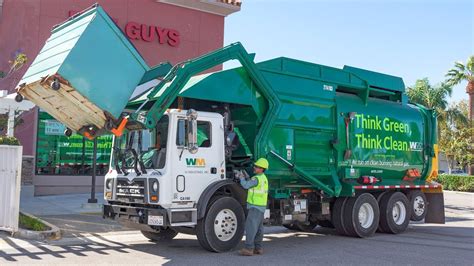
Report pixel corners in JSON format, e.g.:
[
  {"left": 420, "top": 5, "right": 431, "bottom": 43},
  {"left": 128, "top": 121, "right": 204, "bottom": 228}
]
[{"left": 186, "top": 109, "right": 198, "bottom": 154}]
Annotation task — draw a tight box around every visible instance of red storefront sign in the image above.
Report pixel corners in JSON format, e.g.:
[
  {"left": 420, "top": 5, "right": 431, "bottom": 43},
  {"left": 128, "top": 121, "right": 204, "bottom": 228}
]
[
  {"left": 68, "top": 10, "right": 180, "bottom": 47},
  {"left": 124, "top": 22, "right": 179, "bottom": 47}
]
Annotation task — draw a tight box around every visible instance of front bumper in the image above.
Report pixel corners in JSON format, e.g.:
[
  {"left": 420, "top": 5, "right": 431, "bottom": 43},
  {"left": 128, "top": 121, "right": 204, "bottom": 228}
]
[{"left": 103, "top": 203, "right": 169, "bottom": 230}]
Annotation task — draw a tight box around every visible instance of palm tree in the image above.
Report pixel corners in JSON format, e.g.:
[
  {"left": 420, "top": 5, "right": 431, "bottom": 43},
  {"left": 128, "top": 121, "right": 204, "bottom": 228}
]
[
  {"left": 407, "top": 78, "right": 470, "bottom": 125},
  {"left": 445, "top": 56, "right": 474, "bottom": 123},
  {"left": 406, "top": 78, "right": 467, "bottom": 125},
  {"left": 407, "top": 79, "right": 470, "bottom": 174}
]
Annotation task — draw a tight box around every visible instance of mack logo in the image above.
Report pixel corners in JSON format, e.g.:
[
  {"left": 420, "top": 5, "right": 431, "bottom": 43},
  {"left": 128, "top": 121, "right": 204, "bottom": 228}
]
[{"left": 186, "top": 158, "right": 206, "bottom": 167}]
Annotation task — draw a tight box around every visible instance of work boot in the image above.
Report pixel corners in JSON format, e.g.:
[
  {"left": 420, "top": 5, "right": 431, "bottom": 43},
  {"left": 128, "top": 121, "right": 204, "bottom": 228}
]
[
  {"left": 239, "top": 248, "right": 254, "bottom": 256},
  {"left": 254, "top": 248, "right": 263, "bottom": 255}
]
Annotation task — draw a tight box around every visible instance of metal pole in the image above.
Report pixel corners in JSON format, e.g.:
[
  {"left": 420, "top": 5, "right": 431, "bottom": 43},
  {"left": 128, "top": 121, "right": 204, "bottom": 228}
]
[
  {"left": 6, "top": 109, "right": 15, "bottom": 137},
  {"left": 81, "top": 137, "right": 86, "bottom": 175},
  {"left": 88, "top": 138, "right": 98, "bottom": 203}
]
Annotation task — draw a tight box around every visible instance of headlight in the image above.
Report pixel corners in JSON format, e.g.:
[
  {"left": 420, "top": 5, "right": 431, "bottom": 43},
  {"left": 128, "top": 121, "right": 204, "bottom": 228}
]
[
  {"left": 152, "top": 181, "right": 158, "bottom": 192},
  {"left": 106, "top": 179, "right": 113, "bottom": 190}
]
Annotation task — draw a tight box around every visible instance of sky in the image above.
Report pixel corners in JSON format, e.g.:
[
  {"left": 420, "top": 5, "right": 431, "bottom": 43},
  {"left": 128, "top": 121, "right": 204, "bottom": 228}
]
[{"left": 223, "top": 0, "right": 473, "bottom": 104}]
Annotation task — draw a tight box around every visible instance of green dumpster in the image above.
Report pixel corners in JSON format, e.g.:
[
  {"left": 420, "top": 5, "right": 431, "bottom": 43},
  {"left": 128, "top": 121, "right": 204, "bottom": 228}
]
[{"left": 17, "top": 4, "right": 149, "bottom": 138}]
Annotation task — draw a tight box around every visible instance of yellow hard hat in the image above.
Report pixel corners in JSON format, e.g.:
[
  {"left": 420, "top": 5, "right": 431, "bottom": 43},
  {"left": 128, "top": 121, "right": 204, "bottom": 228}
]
[{"left": 254, "top": 158, "right": 269, "bottom": 169}]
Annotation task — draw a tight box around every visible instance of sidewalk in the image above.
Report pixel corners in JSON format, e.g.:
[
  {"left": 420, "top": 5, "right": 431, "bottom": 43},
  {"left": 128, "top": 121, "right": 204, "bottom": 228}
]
[{"left": 18, "top": 186, "right": 128, "bottom": 238}]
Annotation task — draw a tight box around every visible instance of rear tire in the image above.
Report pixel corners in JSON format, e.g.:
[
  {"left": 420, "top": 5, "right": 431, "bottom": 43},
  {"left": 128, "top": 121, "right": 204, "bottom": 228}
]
[
  {"left": 332, "top": 197, "right": 349, "bottom": 236},
  {"left": 379, "top": 192, "right": 410, "bottom": 234},
  {"left": 342, "top": 193, "right": 379, "bottom": 238},
  {"left": 141, "top": 228, "right": 178, "bottom": 241},
  {"left": 408, "top": 190, "right": 427, "bottom": 221},
  {"left": 196, "top": 197, "right": 245, "bottom": 252}
]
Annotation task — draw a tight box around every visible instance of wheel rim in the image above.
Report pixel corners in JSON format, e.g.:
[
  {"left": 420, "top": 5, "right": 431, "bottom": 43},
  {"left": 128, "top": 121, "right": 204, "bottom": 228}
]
[
  {"left": 413, "top": 196, "right": 425, "bottom": 216},
  {"left": 392, "top": 201, "right": 407, "bottom": 225},
  {"left": 358, "top": 202, "right": 375, "bottom": 229},
  {"left": 214, "top": 208, "right": 237, "bottom": 241}
]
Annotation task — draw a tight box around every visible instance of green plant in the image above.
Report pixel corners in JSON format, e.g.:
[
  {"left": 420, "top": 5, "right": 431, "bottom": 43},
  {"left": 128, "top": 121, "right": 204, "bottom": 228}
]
[
  {"left": 437, "top": 174, "right": 474, "bottom": 192},
  {"left": 19, "top": 213, "right": 47, "bottom": 231},
  {"left": 446, "top": 55, "right": 474, "bottom": 123},
  {"left": 0, "top": 136, "right": 20, "bottom": 145}
]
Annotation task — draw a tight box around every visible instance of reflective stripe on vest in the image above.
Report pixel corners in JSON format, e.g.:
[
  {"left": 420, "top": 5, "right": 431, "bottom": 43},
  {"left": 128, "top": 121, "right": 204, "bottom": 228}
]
[{"left": 247, "top": 173, "right": 268, "bottom": 207}]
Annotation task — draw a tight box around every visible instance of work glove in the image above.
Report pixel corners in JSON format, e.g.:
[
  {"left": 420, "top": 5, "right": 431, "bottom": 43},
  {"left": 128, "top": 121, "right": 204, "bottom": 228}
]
[{"left": 233, "top": 170, "right": 249, "bottom": 181}]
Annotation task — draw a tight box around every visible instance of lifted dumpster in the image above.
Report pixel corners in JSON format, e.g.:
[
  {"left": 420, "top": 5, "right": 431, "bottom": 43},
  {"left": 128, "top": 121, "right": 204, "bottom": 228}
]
[{"left": 16, "top": 4, "right": 149, "bottom": 138}]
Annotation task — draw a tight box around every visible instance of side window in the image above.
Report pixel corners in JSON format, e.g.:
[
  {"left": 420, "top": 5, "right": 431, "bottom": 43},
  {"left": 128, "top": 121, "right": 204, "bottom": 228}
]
[
  {"left": 176, "top": 119, "right": 186, "bottom": 146},
  {"left": 197, "top": 121, "right": 211, "bottom": 147},
  {"left": 175, "top": 120, "right": 211, "bottom": 148}
]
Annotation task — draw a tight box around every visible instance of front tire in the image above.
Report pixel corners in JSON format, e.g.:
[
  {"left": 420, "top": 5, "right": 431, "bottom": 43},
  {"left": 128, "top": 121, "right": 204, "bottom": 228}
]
[
  {"left": 141, "top": 228, "right": 178, "bottom": 241},
  {"left": 408, "top": 190, "right": 427, "bottom": 221},
  {"left": 379, "top": 192, "right": 410, "bottom": 234},
  {"left": 196, "top": 197, "right": 245, "bottom": 252}
]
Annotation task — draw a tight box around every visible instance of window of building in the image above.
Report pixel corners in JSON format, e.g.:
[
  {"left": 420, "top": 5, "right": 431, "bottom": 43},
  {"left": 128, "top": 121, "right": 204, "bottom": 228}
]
[{"left": 36, "top": 111, "right": 112, "bottom": 176}]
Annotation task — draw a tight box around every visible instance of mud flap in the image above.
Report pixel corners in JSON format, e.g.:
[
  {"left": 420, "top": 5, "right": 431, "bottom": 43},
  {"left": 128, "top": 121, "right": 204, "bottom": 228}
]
[{"left": 424, "top": 191, "right": 445, "bottom": 224}]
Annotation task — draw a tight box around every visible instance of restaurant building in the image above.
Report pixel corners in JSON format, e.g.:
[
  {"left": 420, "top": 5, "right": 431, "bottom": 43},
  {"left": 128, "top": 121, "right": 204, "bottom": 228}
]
[{"left": 0, "top": 0, "right": 241, "bottom": 195}]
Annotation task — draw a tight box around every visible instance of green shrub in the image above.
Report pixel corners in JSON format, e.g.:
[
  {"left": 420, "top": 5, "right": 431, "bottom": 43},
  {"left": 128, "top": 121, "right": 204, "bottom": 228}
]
[
  {"left": 19, "top": 213, "right": 47, "bottom": 231},
  {"left": 0, "top": 136, "right": 20, "bottom": 145},
  {"left": 437, "top": 174, "right": 474, "bottom": 192}
]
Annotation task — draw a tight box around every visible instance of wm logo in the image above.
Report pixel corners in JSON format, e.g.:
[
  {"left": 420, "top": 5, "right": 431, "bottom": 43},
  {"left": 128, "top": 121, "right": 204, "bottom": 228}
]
[
  {"left": 186, "top": 158, "right": 206, "bottom": 167},
  {"left": 409, "top": 142, "right": 423, "bottom": 151}
]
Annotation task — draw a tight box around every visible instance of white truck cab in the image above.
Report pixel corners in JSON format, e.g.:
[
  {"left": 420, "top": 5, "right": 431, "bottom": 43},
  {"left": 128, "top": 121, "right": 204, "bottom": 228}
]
[
  {"left": 103, "top": 109, "right": 247, "bottom": 252},
  {"left": 104, "top": 109, "right": 226, "bottom": 227}
]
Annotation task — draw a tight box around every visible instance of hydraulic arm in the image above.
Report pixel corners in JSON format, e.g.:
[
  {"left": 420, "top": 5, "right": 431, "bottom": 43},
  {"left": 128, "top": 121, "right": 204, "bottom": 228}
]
[{"left": 131, "top": 42, "right": 281, "bottom": 159}]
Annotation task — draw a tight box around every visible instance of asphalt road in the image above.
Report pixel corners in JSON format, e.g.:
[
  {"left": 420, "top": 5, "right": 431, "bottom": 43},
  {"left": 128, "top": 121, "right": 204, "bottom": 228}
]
[{"left": 1, "top": 191, "right": 473, "bottom": 265}]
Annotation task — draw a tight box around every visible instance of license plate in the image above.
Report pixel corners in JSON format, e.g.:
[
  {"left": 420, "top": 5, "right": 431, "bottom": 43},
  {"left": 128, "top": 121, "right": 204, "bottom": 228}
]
[{"left": 148, "top": 215, "right": 164, "bottom": 226}]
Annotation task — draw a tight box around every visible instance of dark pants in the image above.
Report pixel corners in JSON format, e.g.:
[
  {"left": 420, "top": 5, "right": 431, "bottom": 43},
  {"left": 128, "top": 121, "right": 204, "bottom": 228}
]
[{"left": 244, "top": 207, "right": 264, "bottom": 249}]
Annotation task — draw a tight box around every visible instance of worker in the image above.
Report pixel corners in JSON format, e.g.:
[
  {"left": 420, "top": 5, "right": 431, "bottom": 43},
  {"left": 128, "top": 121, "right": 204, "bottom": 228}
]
[{"left": 239, "top": 158, "right": 269, "bottom": 256}]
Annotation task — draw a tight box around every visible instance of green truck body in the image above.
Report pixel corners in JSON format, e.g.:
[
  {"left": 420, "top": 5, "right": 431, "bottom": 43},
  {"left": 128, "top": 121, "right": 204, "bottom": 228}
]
[{"left": 127, "top": 46, "right": 437, "bottom": 199}]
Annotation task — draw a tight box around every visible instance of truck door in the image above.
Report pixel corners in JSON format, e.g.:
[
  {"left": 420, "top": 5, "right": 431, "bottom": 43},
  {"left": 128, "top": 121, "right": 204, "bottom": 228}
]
[{"left": 173, "top": 115, "right": 224, "bottom": 204}]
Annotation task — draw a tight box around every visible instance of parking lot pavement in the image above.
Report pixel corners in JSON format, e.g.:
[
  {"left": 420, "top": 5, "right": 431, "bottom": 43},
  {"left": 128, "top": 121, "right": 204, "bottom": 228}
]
[{"left": 0, "top": 191, "right": 472, "bottom": 265}]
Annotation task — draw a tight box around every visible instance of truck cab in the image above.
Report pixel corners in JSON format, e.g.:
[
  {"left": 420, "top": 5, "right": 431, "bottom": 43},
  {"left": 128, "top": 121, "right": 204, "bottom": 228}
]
[{"left": 104, "top": 109, "right": 227, "bottom": 227}]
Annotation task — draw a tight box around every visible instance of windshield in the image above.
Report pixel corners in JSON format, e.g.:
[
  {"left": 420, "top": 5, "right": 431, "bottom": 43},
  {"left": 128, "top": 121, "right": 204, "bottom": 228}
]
[{"left": 112, "top": 115, "right": 169, "bottom": 171}]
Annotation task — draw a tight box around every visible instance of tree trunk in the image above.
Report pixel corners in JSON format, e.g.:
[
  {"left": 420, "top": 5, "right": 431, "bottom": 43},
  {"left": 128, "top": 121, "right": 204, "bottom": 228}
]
[
  {"left": 447, "top": 156, "right": 453, "bottom": 174},
  {"left": 467, "top": 80, "right": 474, "bottom": 124}
]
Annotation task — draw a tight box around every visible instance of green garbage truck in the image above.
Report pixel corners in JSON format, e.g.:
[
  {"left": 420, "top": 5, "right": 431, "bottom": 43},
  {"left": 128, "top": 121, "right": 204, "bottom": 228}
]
[{"left": 16, "top": 4, "right": 444, "bottom": 252}]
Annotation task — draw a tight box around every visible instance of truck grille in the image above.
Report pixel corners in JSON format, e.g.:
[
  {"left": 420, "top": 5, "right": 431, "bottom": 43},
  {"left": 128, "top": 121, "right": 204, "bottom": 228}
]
[{"left": 116, "top": 179, "right": 145, "bottom": 203}]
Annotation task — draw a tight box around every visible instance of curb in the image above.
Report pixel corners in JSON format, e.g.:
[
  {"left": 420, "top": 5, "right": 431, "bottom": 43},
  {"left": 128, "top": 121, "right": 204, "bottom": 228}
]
[
  {"left": 443, "top": 190, "right": 474, "bottom": 195},
  {"left": 13, "top": 212, "right": 62, "bottom": 241}
]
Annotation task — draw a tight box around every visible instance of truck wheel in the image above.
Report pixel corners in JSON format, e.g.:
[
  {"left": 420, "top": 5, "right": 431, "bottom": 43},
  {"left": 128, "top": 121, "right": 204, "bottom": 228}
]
[
  {"left": 332, "top": 197, "right": 349, "bottom": 236},
  {"left": 379, "top": 192, "right": 410, "bottom": 234},
  {"left": 318, "top": 220, "right": 334, "bottom": 228},
  {"left": 408, "top": 190, "right": 427, "bottom": 221},
  {"left": 196, "top": 197, "right": 245, "bottom": 252},
  {"left": 342, "top": 193, "right": 379, "bottom": 238},
  {"left": 141, "top": 228, "right": 178, "bottom": 241}
]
